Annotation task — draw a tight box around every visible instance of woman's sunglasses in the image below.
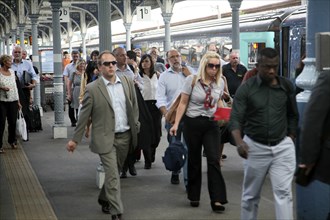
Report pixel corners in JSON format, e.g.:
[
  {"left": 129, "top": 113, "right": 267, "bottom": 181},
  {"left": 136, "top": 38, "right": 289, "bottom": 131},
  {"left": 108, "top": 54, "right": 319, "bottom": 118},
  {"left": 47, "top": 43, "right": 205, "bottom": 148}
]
[{"left": 207, "top": 63, "right": 221, "bottom": 69}]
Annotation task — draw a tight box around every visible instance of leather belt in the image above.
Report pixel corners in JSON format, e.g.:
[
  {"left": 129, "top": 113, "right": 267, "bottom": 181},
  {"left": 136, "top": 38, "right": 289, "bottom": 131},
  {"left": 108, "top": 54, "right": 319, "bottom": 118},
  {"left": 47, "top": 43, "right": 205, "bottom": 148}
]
[
  {"left": 197, "top": 116, "right": 215, "bottom": 121},
  {"left": 252, "top": 138, "right": 284, "bottom": 146}
]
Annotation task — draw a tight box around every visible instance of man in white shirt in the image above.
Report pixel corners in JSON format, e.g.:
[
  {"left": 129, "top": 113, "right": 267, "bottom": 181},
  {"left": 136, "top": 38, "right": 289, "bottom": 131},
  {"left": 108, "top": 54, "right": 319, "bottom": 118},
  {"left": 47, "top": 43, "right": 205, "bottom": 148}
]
[{"left": 156, "top": 49, "right": 193, "bottom": 186}]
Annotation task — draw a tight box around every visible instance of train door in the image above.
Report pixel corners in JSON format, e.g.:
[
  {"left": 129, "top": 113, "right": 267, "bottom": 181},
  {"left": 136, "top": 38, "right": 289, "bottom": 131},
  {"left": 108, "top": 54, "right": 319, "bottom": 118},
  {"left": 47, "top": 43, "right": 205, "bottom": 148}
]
[
  {"left": 240, "top": 32, "right": 275, "bottom": 69},
  {"left": 247, "top": 42, "right": 266, "bottom": 69},
  {"left": 281, "top": 26, "right": 290, "bottom": 78}
]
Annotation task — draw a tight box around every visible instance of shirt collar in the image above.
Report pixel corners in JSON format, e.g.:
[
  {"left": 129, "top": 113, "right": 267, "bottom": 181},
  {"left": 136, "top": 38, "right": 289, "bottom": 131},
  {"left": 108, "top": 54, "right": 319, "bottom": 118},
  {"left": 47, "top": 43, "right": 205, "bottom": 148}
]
[
  {"left": 256, "top": 75, "right": 285, "bottom": 90},
  {"left": 168, "top": 67, "right": 185, "bottom": 76},
  {"left": 102, "top": 75, "right": 121, "bottom": 86}
]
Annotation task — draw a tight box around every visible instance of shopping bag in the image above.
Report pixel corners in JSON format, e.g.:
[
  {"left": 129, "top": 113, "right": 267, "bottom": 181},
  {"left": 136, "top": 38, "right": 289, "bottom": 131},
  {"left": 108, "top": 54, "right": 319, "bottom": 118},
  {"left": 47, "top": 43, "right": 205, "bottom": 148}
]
[{"left": 16, "top": 110, "right": 28, "bottom": 141}]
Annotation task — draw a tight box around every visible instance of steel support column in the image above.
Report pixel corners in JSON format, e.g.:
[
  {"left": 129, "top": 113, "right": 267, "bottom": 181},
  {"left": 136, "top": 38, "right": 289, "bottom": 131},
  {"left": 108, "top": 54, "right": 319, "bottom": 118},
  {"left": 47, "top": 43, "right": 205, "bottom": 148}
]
[
  {"left": 30, "top": 15, "right": 41, "bottom": 113},
  {"left": 229, "top": 0, "right": 242, "bottom": 52},
  {"left": 18, "top": 24, "right": 25, "bottom": 50},
  {"left": 295, "top": 0, "right": 330, "bottom": 219},
  {"left": 162, "top": 13, "right": 172, "bottom": 52},
  {"left": 98, "top": 0, "right": 112, "bottom": 52},
  {"left": 124, "top": 23, "right": 132, "bottom": 51},
  {"left": 50, "top": 0, "right": 67, "bottom": 138}
]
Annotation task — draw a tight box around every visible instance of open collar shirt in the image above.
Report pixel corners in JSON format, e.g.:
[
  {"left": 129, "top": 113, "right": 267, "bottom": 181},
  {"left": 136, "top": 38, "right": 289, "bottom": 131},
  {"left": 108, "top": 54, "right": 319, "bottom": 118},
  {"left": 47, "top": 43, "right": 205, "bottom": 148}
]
[
  {"left": 156, "top": 67, "right": 188, "bottom": 110},
  {"left": 11, "top": 59, "right": 38, "bottom": 83},
  {"left": 102, "top": 75, "right": 129, "bottom": 133}
]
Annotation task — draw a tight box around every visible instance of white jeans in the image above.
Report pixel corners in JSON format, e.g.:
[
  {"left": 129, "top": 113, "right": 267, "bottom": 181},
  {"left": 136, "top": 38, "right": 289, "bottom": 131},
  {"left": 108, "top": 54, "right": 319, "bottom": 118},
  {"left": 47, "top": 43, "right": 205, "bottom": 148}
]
[{"left": 241, "top": 136, "right": 296, "bottom": 220}]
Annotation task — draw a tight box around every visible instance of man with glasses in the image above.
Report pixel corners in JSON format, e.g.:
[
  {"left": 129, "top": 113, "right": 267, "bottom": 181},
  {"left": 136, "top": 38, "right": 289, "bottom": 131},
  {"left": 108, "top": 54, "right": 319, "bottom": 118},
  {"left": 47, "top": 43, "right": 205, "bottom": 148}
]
[
  {"left": 156, "top": 49, "right": 194, "bottom": 186},
  {"left": 67, "top": 50, "right": 139, "bottom": 220},
  {"left": 63, "top": 50, "right": 80, "bottom": 127}
]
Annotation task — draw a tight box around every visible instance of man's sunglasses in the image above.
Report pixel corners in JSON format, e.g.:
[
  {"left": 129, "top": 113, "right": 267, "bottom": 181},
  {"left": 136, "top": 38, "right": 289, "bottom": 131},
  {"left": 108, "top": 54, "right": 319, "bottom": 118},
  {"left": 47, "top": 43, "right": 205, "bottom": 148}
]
[
  {"left": 102, "top": 61, "right": 117, "bottom": 66},
  {"left": 207, "top": 63, "right": 221, "bottom": 69}
]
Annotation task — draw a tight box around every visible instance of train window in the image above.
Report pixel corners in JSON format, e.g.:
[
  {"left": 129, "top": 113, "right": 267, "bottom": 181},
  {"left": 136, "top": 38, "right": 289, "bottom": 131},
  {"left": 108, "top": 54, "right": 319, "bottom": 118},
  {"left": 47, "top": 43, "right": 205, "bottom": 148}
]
[{"left": 247, "top": 42, "right": 266, "bottom": 69}]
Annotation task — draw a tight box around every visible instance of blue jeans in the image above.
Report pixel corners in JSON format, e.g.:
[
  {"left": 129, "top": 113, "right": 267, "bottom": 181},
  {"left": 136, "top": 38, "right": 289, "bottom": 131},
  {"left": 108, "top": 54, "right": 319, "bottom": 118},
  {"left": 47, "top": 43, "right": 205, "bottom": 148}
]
[{"left": 165, "top": 121, "right": 188, "bottom": 187}]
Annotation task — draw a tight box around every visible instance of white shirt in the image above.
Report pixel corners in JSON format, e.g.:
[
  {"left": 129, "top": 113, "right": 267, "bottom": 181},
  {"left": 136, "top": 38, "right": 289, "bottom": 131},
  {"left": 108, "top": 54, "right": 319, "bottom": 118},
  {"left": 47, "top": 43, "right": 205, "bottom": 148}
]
[
  {"left": 141, "top": 73, "right": 158, "bottom": 100},
  {"left": 156, "top": 66, "right": 195, "bottom": 110},
  {"left": 102, "top": 76, "right": 130, "bottom": 133}
]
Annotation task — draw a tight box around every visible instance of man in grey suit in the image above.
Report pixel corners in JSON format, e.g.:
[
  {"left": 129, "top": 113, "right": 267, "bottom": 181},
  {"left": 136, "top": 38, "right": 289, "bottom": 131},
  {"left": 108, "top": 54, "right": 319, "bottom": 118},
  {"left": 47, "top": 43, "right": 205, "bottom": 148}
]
[{"left": 67, "top": 50, "right": 140, "bottom": 220}]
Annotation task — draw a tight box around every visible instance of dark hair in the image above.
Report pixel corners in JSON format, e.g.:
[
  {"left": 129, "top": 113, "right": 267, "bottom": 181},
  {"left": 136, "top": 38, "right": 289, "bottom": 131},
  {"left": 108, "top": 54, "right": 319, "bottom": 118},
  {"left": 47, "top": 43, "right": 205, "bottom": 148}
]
[
  {"left": 71, "top": 50, "right": 79, "bottom": 55},
  {"left": 86, "top": 60, "right": 98, "bottom": 83},
  {"left": 127, "top": 50, "right": 137, "bottom": 62},
  {"left": 139, "top": 54, "right": 155, "bottom": 78},
  {"left": 90, "top": 50, "right": 99, "bottom": 57},
  {"left": 257, "top": 48, "right": 278, "bottom": 63}
]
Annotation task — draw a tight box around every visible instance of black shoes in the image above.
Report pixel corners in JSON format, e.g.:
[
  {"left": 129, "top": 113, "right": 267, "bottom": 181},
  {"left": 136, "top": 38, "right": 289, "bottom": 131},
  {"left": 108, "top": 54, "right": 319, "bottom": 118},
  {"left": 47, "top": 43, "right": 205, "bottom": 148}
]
[
  {"left": 190, "top": 201, "right": 200, "bottom": 207},
  {"left": 128, "top": 165, "right": 137, "bottom": 176},
  {"left": 71, "top": 123, "right": 76, "bottom": 127},
  {"left": 120, "top": 172, "right": 127, "bottom": 178},
  {"left": 98, "top": 199, "right": 111, "bottom": 214},
  {"left": 211, "top": 202, "right": 225, "bottom": 213},
  {"left": 112, "top": 214, "right": 122, "bottom": 220},
  {"left": 171, "top": 174, "right": 180, "bottom": 185},
  {"left": 98, "top": 199, "right": 122, "bottom": 219},
  {"left": 144, "top": 163, "right": 151, "bottom": 169}
]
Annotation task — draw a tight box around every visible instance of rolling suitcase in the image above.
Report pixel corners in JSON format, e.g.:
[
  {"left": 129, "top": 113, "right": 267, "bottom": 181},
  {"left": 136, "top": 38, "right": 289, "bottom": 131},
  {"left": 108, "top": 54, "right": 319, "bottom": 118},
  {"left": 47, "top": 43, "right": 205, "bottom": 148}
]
[{"left": 29, "top": 105, "right": 42, "bottom": 132}]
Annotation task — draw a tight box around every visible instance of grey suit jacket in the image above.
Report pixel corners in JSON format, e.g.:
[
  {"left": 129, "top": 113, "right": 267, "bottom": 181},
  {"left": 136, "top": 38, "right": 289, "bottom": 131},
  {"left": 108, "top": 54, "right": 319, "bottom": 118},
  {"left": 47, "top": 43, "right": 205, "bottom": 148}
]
[
  {"left": 300, "top": 71, "right": 330, "bottom": 184},
  {"left": 72, "top": 75, "right": 140, "bottom": 154}
]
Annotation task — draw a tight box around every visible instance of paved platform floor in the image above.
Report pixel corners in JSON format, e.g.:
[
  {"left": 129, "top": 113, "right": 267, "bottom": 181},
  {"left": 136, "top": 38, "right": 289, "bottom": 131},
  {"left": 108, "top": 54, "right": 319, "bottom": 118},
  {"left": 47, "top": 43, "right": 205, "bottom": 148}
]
[{"left": 0, "top": 110, "right": 297, "bottom": 220}]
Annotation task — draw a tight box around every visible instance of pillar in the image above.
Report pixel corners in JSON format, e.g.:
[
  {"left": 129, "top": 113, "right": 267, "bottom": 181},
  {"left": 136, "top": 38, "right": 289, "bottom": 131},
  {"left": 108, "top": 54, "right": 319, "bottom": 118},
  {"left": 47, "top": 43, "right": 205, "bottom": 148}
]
[
  {"left": 81, "top": 33, "right": 87, "bottom": 60},
  {"left": 30, "top": 14, "right": 42, "bottom": 114},
  {"left": 98, "top": 0, "right": 112, "bottom": 51},
  {"left": 162, "top": 13, "right": 172, "bottom": 52},
  {"left": 228, "top": 0, "right": 242, "bottom": 52},
  {"left": 124, "top": 23, "right": 132, "bottom": 51},
  {"left": 50, "top": 0, "right": 67, "bottom": 138},
  {"left": 18, "top": 24, "right": 25, "bottom": 50},
  {"left": 295, "top": 0, "right": 330, "bottom": 219}
]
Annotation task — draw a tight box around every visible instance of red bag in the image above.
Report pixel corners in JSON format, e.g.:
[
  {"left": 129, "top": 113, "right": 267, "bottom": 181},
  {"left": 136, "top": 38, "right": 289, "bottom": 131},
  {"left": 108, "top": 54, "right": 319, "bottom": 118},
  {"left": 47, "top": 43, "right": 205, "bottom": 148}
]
[{"left": 214, "top": 107, "right": 231, "bottom": 121}]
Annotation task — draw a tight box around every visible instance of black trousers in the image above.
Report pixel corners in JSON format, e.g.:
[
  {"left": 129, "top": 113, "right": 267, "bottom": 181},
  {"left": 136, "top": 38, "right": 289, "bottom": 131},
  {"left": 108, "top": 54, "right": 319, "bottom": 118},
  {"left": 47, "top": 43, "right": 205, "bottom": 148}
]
[
  {"left": 0, "top": 101, "right": 19, "bottom": 147},
  {"left": 183, "top": 116, "right": 228, "bottom": 204},
  {"left": 67, "top": 100, "right": 76, "bottom": 124}
]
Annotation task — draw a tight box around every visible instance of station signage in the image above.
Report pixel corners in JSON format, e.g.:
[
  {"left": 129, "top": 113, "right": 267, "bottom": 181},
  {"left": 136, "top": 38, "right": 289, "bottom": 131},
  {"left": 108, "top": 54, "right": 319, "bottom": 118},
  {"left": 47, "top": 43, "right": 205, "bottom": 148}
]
[
  {"left": 60, "top": 7, "right": 70, "bottom": 23},
  {"left": 136, "top": 6, "right": 151, "bottom": 21}
]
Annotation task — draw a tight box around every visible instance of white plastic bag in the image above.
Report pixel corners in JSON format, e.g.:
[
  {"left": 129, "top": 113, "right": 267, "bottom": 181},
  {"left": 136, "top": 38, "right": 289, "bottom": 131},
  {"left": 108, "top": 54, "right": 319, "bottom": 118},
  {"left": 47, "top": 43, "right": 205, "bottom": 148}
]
[{"left": 16, "top": 110, "right": 28, "bottom": 141}]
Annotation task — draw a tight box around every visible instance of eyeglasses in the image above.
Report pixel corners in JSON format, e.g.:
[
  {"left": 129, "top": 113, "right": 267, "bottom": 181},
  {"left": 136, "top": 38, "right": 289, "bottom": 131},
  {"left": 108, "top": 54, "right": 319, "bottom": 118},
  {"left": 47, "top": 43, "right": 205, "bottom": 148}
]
[
  {"left": 207, "top": 63, "right": 221, "bottom": 69},
  {"left": 102, "top": 61, "right": 117, "bottom": 66}
]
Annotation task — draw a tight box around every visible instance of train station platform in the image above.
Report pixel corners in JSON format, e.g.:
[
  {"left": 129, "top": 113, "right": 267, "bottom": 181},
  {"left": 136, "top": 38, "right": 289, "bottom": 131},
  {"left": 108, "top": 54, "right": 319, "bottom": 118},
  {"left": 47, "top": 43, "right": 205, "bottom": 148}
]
[{"left": 0, "top": 110, "right": 296, "bottom": 220}]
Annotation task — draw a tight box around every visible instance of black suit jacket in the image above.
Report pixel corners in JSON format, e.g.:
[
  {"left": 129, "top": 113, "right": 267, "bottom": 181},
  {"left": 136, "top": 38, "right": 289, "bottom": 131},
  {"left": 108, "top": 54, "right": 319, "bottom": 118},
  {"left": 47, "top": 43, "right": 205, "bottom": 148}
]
[{"left": 300, "top": 71, "right": 330, "bottom": 185}]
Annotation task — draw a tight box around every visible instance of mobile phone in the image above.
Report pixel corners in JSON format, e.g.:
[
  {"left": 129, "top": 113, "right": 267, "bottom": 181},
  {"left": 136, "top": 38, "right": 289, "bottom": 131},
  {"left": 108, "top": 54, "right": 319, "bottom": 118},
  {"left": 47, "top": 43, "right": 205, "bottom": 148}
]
[{"left": 181, "top": 61, "right": 186, "bottom": 67}]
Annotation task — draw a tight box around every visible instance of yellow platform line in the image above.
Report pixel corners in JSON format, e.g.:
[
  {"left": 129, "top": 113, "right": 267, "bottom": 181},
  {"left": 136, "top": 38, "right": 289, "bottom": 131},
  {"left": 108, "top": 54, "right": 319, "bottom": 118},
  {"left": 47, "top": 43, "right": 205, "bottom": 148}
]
[{"left": 2, "top": 130, "right": 57, "bottom": 220}]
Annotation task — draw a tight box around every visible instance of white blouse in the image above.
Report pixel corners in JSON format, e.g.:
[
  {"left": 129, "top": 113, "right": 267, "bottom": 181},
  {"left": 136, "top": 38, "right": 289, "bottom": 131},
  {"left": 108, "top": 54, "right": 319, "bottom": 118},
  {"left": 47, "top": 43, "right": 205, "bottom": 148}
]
[
  {"left": 0, "top": 69, "right": 19, "bottom": 102},
  {"left": 141, "top": 73, "right": 158, "bottom": 101}
]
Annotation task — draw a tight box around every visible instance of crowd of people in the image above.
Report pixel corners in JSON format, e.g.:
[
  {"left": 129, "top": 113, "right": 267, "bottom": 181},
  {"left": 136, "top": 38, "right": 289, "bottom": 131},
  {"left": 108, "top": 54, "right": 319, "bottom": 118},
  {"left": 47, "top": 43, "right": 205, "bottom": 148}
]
[{"left": 1, "top": 44, "right": 328, "bottom": 220}]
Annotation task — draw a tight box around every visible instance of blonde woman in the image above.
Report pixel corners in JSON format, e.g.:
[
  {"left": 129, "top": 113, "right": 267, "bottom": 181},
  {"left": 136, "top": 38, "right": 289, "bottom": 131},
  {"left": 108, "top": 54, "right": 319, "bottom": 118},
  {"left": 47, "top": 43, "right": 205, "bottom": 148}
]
[
  {"left": 0, "top": 55, "right": 21, "bottom": 153},
  {"left": 67, "top": 59, "right": 86, "bottom": 122},
  {"left": 170, "top": 51, "right": 228, "bottom": 212}
]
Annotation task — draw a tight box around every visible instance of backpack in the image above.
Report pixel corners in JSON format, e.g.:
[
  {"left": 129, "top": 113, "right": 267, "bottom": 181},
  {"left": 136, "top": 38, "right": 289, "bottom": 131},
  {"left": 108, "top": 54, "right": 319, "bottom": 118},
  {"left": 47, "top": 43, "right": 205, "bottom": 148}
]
[{"left": 162, "top": 140, "right": 187, "bottom": 172}]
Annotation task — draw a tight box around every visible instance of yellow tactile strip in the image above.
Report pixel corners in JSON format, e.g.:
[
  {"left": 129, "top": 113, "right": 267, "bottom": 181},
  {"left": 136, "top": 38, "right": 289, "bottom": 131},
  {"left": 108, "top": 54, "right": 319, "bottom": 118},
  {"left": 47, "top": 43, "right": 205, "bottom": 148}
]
[{"left": 2, "top": 131, "right": 57, "bottom": 220}]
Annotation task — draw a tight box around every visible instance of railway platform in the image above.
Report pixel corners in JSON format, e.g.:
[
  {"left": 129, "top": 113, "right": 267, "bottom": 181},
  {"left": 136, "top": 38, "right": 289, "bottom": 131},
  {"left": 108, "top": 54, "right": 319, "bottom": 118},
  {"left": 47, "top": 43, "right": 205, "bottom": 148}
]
[{"left": 0, "top": 110, "right": 296, "bottom": 220}]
